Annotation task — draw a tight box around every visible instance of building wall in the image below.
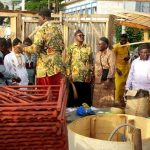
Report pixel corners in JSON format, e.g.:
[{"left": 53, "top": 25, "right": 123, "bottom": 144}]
[
  {"left": 63, "top": 0, "right": 150, "bottom": 14},
  {"left": 97, "top": 1, "right": 136, "bottom": 14},
  {"left": 64, "top": 0, "right": 97, "bottom": 14},
  {"left": 136, "top": 2, "right": 150, "bottom": 12},
  {"left": 0, "top": 0, "right": 13, "bottom": 9},
  {"left": 1, "top": 0, "right": 22, "bottom": 10}
]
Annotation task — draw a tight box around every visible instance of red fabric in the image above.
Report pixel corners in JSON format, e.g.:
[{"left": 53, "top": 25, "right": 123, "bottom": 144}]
[{"left": 36, "top": 72, "right": 62, "bottom": 85}]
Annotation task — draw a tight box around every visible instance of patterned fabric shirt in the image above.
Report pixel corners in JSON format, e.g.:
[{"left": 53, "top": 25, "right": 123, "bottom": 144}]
[
  {"left": 24, "top": 21, "right": 64, "bottom": 78},
  {"left": 95, "top": 49, "right": 116, "bottom": 83},
  {"left": 65, "top": 43, "right": 93, "bottom": 82}
]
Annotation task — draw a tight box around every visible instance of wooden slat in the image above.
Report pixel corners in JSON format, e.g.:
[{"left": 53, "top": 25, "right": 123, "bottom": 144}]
[
  {"left": 115, "top": 20, "right": 149, "bottom": 30},
  {"left": 144, "top": 30, "right": 149, "bottom": 41}
]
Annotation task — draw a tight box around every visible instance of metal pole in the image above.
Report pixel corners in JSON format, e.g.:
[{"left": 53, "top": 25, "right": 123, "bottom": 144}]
[{"left": 22, "top": 0, "right": 25, "bottom": 11}]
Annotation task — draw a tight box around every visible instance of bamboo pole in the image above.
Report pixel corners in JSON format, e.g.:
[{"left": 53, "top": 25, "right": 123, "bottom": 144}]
[
  {"left": 10, "top": 17, "right": 17, "bottom": 40},
  {"left": 144, "top": 30, "right": 149, "bottom": 41},
  {"left": 133, "top": 128, "right": 142, "bottom": 150},
  {"left": 121, "top": 40, "right": 150, "bottom": 47}
]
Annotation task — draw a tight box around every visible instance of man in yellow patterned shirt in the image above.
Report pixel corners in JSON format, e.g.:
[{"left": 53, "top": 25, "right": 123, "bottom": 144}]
[
  {"left": 65, "top": 30, "right": 94, "bottom": 107},
  {"left": 24, "top": 9, "right": 64, "bottom": 85}
]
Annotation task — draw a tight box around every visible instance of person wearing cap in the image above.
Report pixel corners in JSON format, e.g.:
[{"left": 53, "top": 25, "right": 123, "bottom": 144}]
[
  {"left": 113, "top": 34, "right": 130, "bottom": 104},
  {"left": 93, "top": 37, "right": 116, "bottom": 107},
  {"left": 23, "top": 9, "right": 64, "bottom": 85},
  {"left": 65, "top": 29, "right": 94, "bottom": 107}
]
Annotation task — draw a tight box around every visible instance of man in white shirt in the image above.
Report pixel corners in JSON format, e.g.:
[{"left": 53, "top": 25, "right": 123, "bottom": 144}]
[
  {"left": 125, "top": 43, "right": 150, "bottom": 117},
  {"left": 4, "top": 38, "right": 28, "bottom": 86},
  {"left": 125, "top": 43, "right": 150, "bottom": 91}
]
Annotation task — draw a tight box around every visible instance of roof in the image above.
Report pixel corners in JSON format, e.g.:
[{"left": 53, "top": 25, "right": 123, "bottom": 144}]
[{"left": 114, "top": 11, "right": 150, "bottom": 30}]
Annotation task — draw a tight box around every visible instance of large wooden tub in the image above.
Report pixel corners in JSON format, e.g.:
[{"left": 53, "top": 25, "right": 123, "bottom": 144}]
[{"left": 68, "top": 114, "right": 150, "bottom": 150}]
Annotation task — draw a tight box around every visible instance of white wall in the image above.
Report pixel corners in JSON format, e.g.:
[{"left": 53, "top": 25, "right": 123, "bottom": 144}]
[
  {"left": 97, "top": 1, "right": 136, "bottom": 14},
  {"left": 0, "top": 0, "right": 13, "bottom": 9},
  {"left": 136, "top": 2, "right": 150, "bottom": 12},
  {"left": 64, "top": 0, "right": 97, "bottom": 13}
]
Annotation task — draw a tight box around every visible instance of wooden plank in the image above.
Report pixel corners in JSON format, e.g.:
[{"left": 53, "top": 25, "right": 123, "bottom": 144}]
[
  {"left": 10, "top": 17, "right": 17, "bottom": 40},
  {"left": 23, "top": 19, "right": 38, "bottom": 23},
  {"left": 0, "top": 12, "right": 18, "bottom": 17},
  {"left": 125, "top": 11, "right": 150, "bottom": 18},
  {"left": 122, "top": 40, "right": 150, "bottom": 47},
  {"left": 133, "top": 129, "right": 142, "bottom": 150},
  {"left": 65, "top": 20, "right": 108, "bottom": 23},
  {"left": 90, "top": 117, "right": 96, "bottom": 138},
  {"left": 63, "top": 24, "right": 69, "bottom": 49},
  {"left": 22, "top": 19, "right": 25, "bottom": 41},
  {"left": 16, "top": 13, "right": 22, "bottom": 40},
  {"left": 115, "top": 20, "right": 149, "bottom": 30},
  {"left": 106, "top": 15, "right": 115, "bottom": 45},
  {"left": 144, "top": 30, "right": 149, "bottom": 41},
  {"left": 0, "top": 10, "right": 37, "bottom": 17},
  {"left": 63, "top": 13, "right": 109, "bottom": 19},
  {"left": 89, "top": 22, "right": 100, "bottom": 39}
]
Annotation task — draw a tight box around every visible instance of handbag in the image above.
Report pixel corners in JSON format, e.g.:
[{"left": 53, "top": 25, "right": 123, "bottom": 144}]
[
  {"left": 100, "top": 54, "right": 109, "bottom": 81},
  {"left": 101, "top": 69, "right": 109, "bottom": 81}
]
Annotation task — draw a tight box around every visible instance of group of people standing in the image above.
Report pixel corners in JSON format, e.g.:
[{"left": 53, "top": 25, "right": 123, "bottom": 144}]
[
  {"left": 0, "top": 37, "right": 36, "bottom": 86},
  {"left": 1, "top": 9, "right": 150, "bottom": 109}
]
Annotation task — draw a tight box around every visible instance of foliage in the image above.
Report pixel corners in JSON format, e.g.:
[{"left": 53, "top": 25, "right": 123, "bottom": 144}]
[
  {"left": 0, "top": 1, "right": 4, "bottom": 9},
  {"left": 115, "top": 25, "right": 143, "bottom": 51},
  {"left": 25, "top": 0, "right": 64, "bottom": 13},
  {"left": 0, "top": 1, "right": 9, "bottom": 25},
  {"left": 25, "top": 0, "right": 48, "bottom": 11}
]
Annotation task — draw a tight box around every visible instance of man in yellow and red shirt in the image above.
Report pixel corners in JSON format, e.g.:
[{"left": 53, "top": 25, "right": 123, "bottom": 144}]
[{"left": 24, "top": 9, "right": 64, "bottom": 85}]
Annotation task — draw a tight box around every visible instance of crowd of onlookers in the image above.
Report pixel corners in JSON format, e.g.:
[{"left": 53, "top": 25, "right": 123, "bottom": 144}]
[
  {"left": 0, "top": 37, "right": 36, "bottom": 86},
  {"left": 1, "top": 8, "right": 150, "bottom": 110}
]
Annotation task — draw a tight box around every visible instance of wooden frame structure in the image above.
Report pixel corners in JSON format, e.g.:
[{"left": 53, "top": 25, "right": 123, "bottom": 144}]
[
  {"left": 0, "top": 10, "right": 112, "bottom": 52},
  {"left": 0, "top": 10, "right": 37, "bottom": 40},
  {"left": 0, "top": 10, "right": 150, "bottom": 49},
  {"left": 114, "top": 11, "right": 150, "bottom": 41}
]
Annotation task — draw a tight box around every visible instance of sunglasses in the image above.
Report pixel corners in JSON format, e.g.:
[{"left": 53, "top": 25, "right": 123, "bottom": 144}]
[{"left": 77, "top": 34, "right": 85, "bottom": 37}]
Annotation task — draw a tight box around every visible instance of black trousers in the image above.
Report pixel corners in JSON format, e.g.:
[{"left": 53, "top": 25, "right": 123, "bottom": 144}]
[{"left": 67, "top": 82, "right": 92, "bottom": 107}]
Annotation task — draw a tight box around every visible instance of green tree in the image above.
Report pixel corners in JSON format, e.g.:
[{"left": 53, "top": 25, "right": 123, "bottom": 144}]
[
  {"left": 115, "top": 25, "right": 143, "bottom": 50},
  {"left": 25, "top": 0, "right": 48, "bottom": 11},
  {"left": 25, "top": 0, "right": 64, "bottom": 13}
]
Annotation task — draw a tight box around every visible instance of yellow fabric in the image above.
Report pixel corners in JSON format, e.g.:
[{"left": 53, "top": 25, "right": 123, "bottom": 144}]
[
  {"left": 115, "top": 65, "right": 130, "bottom": 102},
  {"left": 113, "top": 43, "right": 130, "bottom": 102},
  {"left": 113, "top": 43, "right": 129, "bottom": 67}
]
